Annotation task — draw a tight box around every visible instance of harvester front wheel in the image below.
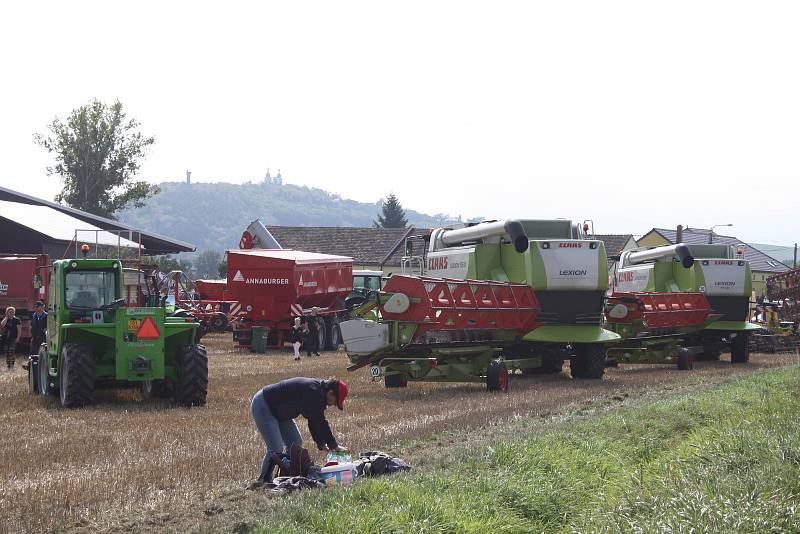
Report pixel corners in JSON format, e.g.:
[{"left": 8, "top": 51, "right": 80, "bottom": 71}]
[
  {"left": 571, "top": 344, "right": 606, "bottom": 379},
  {"left": 486, "top": 360, "right": 509, "bottom": 392},
  {"left": 326, "top": 318, "right": 341, "bottom": 351},
  {"left": 174, "top": 345, "right": 208, "bottom": 407},
  {"left": 730, "top": 333, "right": 750, "bottom": 364},
  {"left": 59, "top": 343, "right": 96, "bottom": 408},
  {"left": 384, "top": 374, "right": 408, "bottom": 388}
]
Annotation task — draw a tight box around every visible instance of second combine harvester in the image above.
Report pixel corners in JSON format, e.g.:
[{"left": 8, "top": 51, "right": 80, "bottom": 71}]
[{"left": 341, "top": 219, "right": 620, "bottom": 390}]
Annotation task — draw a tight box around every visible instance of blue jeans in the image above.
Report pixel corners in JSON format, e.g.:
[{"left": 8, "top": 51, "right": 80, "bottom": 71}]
[{"left": 250, "top": 389, "right": 302, "bottom": 478}]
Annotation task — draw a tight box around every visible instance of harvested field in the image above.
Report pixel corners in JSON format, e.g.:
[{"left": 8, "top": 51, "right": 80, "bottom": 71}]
[{"left": 0, "top": 334, "right": 796, "bottom": 533}]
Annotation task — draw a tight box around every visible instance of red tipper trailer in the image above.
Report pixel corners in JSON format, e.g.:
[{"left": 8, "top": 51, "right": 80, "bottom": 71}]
[
  {"left": 0, "top": 255, "right": 50, "bottom": 344},
  {"left": 227, "top": 249, "right": 353, "bottom": 349},
  {"left": 195, "top": 279, "right": 229, "bottom": 301}
]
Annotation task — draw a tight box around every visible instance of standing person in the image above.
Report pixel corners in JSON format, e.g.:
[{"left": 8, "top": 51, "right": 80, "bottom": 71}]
[
  {"left": 249, "top": 377, "right": 349, "bottom": 485},
  {"left": 1, "top": 307, "right": 22, "bottom": 371},
  {"left": 305, "top": 309, "right": 321, "bottom": 357},
  {"left": 289, "top": 317, "right": 303, "bottom": 361},
  {"left": 29, "top": 300, "right": 47, "bottom": 356}
]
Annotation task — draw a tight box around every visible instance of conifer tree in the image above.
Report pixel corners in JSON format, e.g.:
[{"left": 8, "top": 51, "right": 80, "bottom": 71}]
[{"left": 374, "top": 193, "right": 408, "bottom": 228}]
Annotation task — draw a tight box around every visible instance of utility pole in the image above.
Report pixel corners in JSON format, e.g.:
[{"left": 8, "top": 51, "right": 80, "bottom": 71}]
[{"left": 794, "top": 242, "right": 797, "bottom": 268}]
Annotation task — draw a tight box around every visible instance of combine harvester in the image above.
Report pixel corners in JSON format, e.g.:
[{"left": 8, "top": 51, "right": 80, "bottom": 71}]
[
  {"left": 608, "top": 242, "right": 758, "bottom": 367},
  {"left": 341, "top": 219, "right": 620, "bottom": 390}
]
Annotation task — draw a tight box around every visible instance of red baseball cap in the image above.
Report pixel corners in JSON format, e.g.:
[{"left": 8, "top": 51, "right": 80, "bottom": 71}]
[{"left": 337, "top": 379, "right": 348, "bottom": 410}]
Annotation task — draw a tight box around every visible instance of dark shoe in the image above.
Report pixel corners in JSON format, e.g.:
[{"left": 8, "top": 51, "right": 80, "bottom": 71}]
[{"left": 289, "top": 443, "right": 303, "bottom": 477}]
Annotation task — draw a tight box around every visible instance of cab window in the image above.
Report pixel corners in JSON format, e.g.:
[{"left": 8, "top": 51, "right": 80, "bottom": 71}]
[{"left": 65, "top": 271, "right": 117, "bottom": 309}]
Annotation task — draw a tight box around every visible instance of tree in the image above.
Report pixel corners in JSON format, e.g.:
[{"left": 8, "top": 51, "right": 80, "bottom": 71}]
[
  {"left": 194, "top": 250, "right": 222, "bottom": 279},
  {"left": 218, "top": 257, "right": 228, "bottom": 278},
  {"left": 374, "top": 193, "right": 408, "bottom": 228},
  {"left": 35, "top": 99, "right": 159, "bottom": 219}
]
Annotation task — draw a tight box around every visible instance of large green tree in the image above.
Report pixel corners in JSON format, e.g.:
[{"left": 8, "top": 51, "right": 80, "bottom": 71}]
[
  {"left": 35, "top": 99, "right": 159, "bottom": 219},
  {"left": 374, "top": 193, "right": 408, "bottom": 228}
]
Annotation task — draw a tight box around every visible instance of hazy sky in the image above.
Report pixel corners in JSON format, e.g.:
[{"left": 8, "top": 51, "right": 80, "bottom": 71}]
[{"left": 1, "top": 1, "right": 798, "bottom": 244}]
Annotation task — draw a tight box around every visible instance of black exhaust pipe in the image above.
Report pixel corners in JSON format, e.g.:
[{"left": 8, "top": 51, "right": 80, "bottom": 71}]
[{"left": 504, "top": 220, "right": 529, "bottom": 253}]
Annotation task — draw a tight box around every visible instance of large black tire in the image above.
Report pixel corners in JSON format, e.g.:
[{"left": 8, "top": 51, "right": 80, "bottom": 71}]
[
  {"left": 731, "top": 333, "right": 750, "bottom": 364},
  {"left": 325, "top": 317, "right": 341, "bottom": 351},
  {"left": 173, "top": 345, "right": 208, "bottom": 407},
  {"left": 677, "top": 348, "right": 693, "bottom": 371},
  {"left": 211, "top": 313, "right": 228, "bottom": 332},
  {"left": 486, "top": 360, "right": 509, "bottom": 392},
  {"left": 28, "top": 355, "right": 39, "bottom": 395},
  {"left": 315, "top": 318, "right": 326, "bottom": 352},
  {"left": 59, "top": 343, "right": 96, "bottom": 408},
  {"left": 384, "top": 373, "right": 408, "bottom": 388},
  {"left": 571, "top": 344, "right": 606, "bottom": 379}
]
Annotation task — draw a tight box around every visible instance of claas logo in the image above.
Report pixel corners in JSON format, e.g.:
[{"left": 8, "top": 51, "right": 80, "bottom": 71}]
[{"left": 136, "top": 316, "right": 160, "bottom": 340}]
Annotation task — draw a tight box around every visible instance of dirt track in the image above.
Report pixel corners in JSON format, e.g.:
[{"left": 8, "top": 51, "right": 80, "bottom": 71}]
[{"left": 0, "top": 334, "right": 796, "bottom": 533}]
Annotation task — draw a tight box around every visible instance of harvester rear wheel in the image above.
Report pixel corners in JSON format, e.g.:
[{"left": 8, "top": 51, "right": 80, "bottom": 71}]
[
  {"left": 571, "top": 344, "right": 605, "bottom": 379},
  {"left": 59, "top": 343, "right": 96, "bottom": 408},
  {"left": 384, "top": 374, "right": 408, "bottom": 388},
  {"left": 730, "top": 333, "right": 750, "bottom": 364},
  {"left": 174, "top": 344, "right": 208, "bottom": 407},
  {"left": 326, "top": 318, "right": 341, "bottom": 351},
  {"left": 486, "top": 360, "right": 509, "bottom": 392},
  {"left": 677, "top": 348, "right": 693, "bottom": 371}
]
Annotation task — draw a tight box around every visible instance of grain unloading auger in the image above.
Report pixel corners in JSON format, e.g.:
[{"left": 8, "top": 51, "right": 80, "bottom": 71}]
[
  {"left": 340, "top": 275, "right": 540, "bottom": 391},
  {"left": 610, "top": 242, "right": 758, "bottom": 366}
]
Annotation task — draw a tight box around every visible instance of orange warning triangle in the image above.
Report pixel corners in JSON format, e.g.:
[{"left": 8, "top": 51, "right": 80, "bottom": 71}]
[{"left": 136, "top": 316, "right": 160, "bottom": 340}]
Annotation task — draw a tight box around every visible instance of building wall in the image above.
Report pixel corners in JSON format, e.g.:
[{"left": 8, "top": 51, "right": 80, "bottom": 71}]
[{"left": 636, "top": 232, "right": 670, "bottom": 248}]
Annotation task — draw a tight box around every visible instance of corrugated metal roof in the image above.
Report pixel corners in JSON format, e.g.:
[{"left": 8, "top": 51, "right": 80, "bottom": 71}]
[
  {"left": 645, "top": 228, "right": 790, "bottom": 273},
  {"left": 0, "top": 186, "right": 195, "bottom": 254},
  {"left": 0, "top": 200, "right": 140, "bottom": 248}
]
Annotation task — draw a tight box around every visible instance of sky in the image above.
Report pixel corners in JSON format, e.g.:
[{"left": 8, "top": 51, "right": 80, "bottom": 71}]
[{"left": 1, "top": 1, "right": 798, "bottom": 245}]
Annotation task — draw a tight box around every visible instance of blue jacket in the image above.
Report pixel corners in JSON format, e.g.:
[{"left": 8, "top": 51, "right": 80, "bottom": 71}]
[{"left": 261, "top": 377, "right": 337, "bottom": 450}]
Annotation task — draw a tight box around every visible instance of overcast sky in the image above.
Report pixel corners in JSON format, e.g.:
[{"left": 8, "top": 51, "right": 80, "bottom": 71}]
[{"left": 1, "top": 1, "right": 798, "bottom": 244}]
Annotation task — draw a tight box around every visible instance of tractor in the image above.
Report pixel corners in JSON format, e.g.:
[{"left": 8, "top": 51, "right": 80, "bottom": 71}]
[{"left": 28, "top": 257, "right": 208, "bottom": 408}]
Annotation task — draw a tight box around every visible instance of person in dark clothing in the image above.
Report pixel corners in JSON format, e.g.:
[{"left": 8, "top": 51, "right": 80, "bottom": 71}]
[
  {"left": 250, "top": 377, "right": 349, "bottom": 484},
  {"left": 29, "top": 300, "right": 47, "bottom": 356},
  {"left": 1, "top": 307, "right": 22, "bottom": 371},
  {"left": 304, "top": 309, "right": 320, "bottom": 357}
]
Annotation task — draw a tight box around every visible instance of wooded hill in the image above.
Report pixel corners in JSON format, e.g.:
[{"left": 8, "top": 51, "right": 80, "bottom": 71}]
[{"left": 118, "top": 180, "right": 461, "bottom": 255}]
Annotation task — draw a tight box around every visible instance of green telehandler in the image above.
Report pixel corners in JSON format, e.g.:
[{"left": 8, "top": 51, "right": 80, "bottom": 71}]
[{"left": 28, "top": 257, "right": 208, "bottom": 408}]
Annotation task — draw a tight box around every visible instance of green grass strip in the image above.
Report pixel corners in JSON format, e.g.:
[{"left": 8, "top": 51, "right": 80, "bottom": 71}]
[{"left": 256, "top": 367, "right": 800, "bottom": 533}]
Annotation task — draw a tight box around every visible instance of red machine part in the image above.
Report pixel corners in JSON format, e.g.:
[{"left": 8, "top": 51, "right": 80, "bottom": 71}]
[
  {"left": 379, "top": 275, "right": 539, "bottom": 341},
  {"left": 767, "top": 268, "right": 800, "bottom": 320},
  {"left": 607, "top": 292, "right": 711, "bottom": 328},
  {"left": 0, "top": 254, "right": 50, "bottom": 340}
]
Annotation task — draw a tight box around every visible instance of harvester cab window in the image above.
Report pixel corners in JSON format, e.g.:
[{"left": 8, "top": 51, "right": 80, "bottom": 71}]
[{"left": 65, "top": 271, "right": 117, "bottom": 309}]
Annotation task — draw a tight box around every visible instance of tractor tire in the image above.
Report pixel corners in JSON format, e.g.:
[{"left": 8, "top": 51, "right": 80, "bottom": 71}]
[
  {"left": 38, "top": 345, "right": 54, "bottom": 396},
  {"left": 697, "top": 342, "right": 721, "bottom": 361},
  {"left": 173, "top": 344, "right": 208, "bottom": 407},
  {"left": 28, "top": 355, "right": 39, "bottom": 395},
  {"left": 571, "top": 344, "right": 606, "bottom": 379},
  {"left": 141, "top": 379, "right": 173, "bottom": 400},
  {"left": 677, "top": 348, "right": 693, "bottom": 371},
  {"left": 59, "top": 343, "right": 96, "bottom": 408},
  {"left": 486, "top": 360, "right": 509, "bottom": 392},
  {"left": 384, "top": 374, "right": 408, "bottom": 388},
  {"left": 325, "top": 318, "right": 341, "bottom": 351},
  {"left": 211, "top": 313, "right": 228, "bottom": 332},
  {"left": 731, "top": 333, "right": 750, "bottom": 364}
]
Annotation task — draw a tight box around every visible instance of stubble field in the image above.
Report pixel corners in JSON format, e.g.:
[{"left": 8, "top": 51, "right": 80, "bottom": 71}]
[{"left": 0, "top": 334, "right": 796, "bottom": 533}]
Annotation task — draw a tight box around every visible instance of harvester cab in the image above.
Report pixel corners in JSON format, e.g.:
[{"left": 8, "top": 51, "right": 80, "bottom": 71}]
[
  {"left": 613, "top": 243, "right": 758, "bottom": 364},
  {"left": 30, "top": 257, "right": 208, "bottom": 408}
]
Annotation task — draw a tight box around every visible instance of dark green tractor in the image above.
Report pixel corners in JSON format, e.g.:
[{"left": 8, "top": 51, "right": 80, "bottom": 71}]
[{"left": 29, "top": 258, "right": 208, "bottom": 408}]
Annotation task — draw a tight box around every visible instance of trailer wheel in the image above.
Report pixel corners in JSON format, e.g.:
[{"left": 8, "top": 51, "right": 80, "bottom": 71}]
[
  {"left": 571, "top": 344, "right": 605, "bottom": 379},
  {"left": 730, "top": 333, "right": 750, "bottom": 364},
  {"left": 315, "top": 318, "right": 327, "bottom": 352},
  {"left": 174, "top": 344, "right": 208, "bottom": 407},
  {"left": 384, "top": 374, "right": 408, "bottom": 388},
  {"left": 211, "top": 313, "right": 228, "bottom": 332},
  {"left": 677, "top": 348, "right": 693, "bottom": 371},
  {"left": 486, "top": 360, "right": 509, "bottom": 392},
  {"left": 325, "top": 318, "right": 341, "bottom": 351},
  {"left": 59, "top": 343, "right": 96, "bottom": 408}
]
